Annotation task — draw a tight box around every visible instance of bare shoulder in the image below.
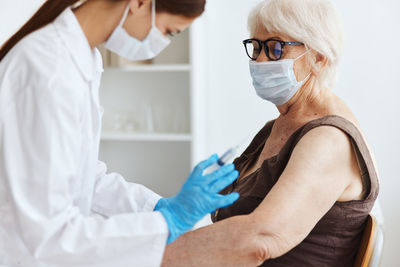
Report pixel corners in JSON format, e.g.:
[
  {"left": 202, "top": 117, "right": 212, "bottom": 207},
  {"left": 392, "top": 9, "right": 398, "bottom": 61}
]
[
  {"left": 293, "top": 125, "right": 353, "bottom": 161},
  {"left": 286, "top": 123, "right": 363, "bottom": 201},
  {"left": 284, "top": 124, "right": 356, "bottom": 184}
]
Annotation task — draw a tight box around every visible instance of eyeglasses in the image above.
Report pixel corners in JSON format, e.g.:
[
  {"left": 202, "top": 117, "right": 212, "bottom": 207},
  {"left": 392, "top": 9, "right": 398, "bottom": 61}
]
[{"left": 243, "top": 38, "right": 304, "bottom": 61}]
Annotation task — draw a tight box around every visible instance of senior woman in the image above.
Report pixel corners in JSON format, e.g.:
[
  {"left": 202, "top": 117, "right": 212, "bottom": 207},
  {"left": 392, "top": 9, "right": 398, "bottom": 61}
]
[{"left": 161, "top": 0, "right": 379, "bottom": 266}]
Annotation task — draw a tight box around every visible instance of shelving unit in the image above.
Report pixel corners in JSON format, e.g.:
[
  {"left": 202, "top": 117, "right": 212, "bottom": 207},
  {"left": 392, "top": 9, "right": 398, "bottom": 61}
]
[
  {"left": 98, "top": 27, "right": 202, "bottom": 197},
  {"left": 101, "top": 132, "right": 192, "bottom": 142},
  {"left": 104, "top": 64, "right": 191, "bottom": 73}
]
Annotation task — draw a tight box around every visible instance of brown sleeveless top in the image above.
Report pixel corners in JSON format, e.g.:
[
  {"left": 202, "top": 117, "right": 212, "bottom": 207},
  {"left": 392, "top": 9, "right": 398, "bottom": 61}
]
[{"left": 212, "top": 115, "right": 379, "bottom": 267}]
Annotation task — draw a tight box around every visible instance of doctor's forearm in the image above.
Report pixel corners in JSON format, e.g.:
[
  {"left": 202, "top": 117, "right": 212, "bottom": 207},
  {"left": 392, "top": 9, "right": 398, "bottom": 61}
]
[{"left": 161, "top": 215, "right": 267, "bottom": 267}]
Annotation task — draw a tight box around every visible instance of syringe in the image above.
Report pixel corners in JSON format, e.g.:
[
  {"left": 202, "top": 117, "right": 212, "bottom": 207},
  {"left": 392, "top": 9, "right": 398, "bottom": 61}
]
[{"left": 204, "top": 136, "right": 249, "bottom": 175}]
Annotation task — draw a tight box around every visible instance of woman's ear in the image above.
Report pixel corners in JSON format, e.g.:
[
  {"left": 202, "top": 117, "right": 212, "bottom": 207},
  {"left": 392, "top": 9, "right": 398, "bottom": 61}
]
[
  {"left": 128, "top": 0, "right": 140, "bottom": 13},
  {"left": 129, "top": 0, "right": 151, "bottom": 13},
  {"left": 311, "top": 52, "right": 328, "bottom": 75}
]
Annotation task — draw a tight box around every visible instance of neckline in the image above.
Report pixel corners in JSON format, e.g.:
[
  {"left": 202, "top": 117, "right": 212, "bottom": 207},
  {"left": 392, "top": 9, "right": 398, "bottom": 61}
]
[{"left": 235, "top": 120, "right": 280, "bottom": 185}]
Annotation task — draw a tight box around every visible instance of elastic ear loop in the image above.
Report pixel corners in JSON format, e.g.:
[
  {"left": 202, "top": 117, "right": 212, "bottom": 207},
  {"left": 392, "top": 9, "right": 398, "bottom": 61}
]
[
  {"left": 72, "top": 0, "right": 87, "bottom": 9},
  {"left": 120, "top": 1, "right": 155, "bottom": 28},
  {"left": 294, "top": 48, "right": 311, "bottom": 61},
  {"left": 118, "top": 4, "right": 131, "bottom": 27},
  {"left": 152, "top": 0, "right": 156, "bottom": 27},
  {"left": 295, "top": 46, "right": 312, "bottom": 82}
]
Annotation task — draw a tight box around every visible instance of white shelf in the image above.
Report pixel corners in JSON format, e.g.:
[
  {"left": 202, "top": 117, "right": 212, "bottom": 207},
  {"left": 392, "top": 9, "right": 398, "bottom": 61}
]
[
  {"left": 105, "top": 64, "right": 191, "bottom": 72},
  {"left": 101, "top": 132, "right": 192, "bottom": 142}
]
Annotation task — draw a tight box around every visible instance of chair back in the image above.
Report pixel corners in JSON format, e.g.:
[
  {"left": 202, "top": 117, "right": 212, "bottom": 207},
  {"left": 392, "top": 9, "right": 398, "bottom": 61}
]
[{"left": 354, "top": 214, "right": 384, "bottom": 267}]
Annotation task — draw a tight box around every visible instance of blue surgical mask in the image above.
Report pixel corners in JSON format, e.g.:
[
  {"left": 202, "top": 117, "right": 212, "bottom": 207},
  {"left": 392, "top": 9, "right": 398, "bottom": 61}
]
[{"left": 249, "top": 50, "right": 311, "bottom": 106}]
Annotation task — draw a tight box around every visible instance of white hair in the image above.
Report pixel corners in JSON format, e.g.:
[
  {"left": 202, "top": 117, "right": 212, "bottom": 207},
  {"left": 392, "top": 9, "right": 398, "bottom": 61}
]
[{"left": 248, "top": 0, "right": 344, "bottom": 88}]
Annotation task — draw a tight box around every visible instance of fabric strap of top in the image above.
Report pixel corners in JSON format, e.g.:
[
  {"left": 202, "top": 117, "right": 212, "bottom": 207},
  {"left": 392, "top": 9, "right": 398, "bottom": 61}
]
[{"left": 351, "top": 139, "right": 371, "bottom": 198}]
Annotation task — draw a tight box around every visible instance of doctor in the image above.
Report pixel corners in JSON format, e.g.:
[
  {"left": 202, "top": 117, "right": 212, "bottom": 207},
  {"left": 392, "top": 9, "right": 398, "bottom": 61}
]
[{"left": 0, "top": 0, "right": 240, "bottom": 266}]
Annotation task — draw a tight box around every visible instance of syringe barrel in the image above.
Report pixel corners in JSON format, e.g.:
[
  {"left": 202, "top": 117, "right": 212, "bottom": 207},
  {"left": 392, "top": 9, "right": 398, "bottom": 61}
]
[
  {"left": 203, "top": 162, "right": 221, "bottom": 175},
  {"left": 218, "top": 148, "right": 236, "bottom": 165},
  {"left": 204, "top": 147, "right": 238, "bottom": 175}
]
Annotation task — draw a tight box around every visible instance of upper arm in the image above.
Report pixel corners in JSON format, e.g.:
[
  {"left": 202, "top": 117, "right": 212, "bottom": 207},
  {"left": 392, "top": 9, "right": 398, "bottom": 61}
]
[
  {"left": 251, "top": 126, "right": 357, "bottom": 258},
  {"left": 1, "top": 35, "right": 86, "bottom": 227},
  {"left": 2, "top": 74, "right": 82, "bottom": 215}
]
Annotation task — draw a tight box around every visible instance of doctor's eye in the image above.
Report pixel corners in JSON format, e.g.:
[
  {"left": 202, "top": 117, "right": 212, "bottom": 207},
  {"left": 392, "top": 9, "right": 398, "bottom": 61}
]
[{"left": 167, "top": 30, "right": 181, "bottom": 37}]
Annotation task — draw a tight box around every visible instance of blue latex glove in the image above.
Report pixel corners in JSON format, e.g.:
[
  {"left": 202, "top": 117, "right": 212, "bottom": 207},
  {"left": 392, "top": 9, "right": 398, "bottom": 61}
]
[{"left": 154, "top": 154, "right": 240, "bottom": 244}]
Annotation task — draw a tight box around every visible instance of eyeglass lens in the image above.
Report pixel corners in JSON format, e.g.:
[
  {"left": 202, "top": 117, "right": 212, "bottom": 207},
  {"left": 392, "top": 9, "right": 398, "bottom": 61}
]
[
  {"left": 268, "top": 40, "right": 283, "bottom": 60},
  {"left": 245, "top": 40, "right": 260, "bottom": 60},
  {"left": 245, "top": 40, "right": 283, "bottom": 60}
]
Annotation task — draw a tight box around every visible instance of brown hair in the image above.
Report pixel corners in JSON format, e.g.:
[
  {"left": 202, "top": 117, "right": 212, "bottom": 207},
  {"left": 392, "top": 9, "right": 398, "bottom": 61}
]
[
  {"left": 157, "top": 0, "right": 205, "bottom": 18},
  {"left": 0, "top": 0, "right": 205, "bottom": 61}
]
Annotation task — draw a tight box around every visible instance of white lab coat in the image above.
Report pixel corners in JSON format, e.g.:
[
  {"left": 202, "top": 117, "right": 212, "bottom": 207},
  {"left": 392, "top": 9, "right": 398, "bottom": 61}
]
[{"left": 0, "top": 8, "right": 169, "bottom": 267}]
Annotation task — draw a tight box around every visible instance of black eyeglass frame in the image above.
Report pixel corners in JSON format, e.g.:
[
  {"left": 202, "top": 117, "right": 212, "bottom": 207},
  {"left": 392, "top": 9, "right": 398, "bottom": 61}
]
[{"left": 243, "top": 38, "right": 304, "bottom": 61}]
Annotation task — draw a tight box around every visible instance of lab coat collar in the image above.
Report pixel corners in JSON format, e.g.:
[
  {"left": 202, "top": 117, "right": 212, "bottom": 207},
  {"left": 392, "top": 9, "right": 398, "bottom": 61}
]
[{"left": 53, "top": 7, "right": 103, "bottom": 82}]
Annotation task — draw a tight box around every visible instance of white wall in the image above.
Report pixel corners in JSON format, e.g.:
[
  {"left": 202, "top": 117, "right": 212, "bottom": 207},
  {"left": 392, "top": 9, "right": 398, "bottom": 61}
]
[
  {"left": 334, "top": 1, "right": 400, "bottom": 265},
  {"left": 0, "top": 0, "right": 45, "bottom": 44},
  {"left": 200, "top": 0, "right": 400, "bottom": 266}
]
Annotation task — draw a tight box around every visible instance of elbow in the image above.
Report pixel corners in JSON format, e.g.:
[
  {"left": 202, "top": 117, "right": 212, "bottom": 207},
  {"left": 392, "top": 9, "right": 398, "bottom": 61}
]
[
  {"left": 251, "top": 234, "right": 282, "bottom": 265},
  {"left": 237, "top": 215, "right": 276, "bottom": 265},
  {"left": 251, "top": 232, "right": 291, "bottom": 264},
  {"left": 21, "top": 230, "right": 49, "bottom": 260},
  {"left": 253, "top": 242, "right": 272, "bottom": 265},
  {"left": 19, "top": 222, "right": 59, "bottom": 260},
  {"left": 19, "top": 208, "right": 82, "bottom": 260},
  {"left": 247, "top": 214, "right": 295, "bottom": 263}
]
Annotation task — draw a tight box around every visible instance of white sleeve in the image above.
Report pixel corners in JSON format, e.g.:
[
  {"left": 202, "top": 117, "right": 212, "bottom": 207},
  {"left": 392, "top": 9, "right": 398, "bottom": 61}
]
[
  {"left": 1, "top": 72, "right": 168, "bottom": 266},
  {"left": 92, "top": 161, "right": 163, "bottom": 217}
]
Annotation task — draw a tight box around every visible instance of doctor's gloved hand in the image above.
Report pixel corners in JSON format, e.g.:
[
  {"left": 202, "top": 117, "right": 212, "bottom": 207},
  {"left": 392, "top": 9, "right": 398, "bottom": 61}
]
[{"left": 154, "top": 154, "right": 240, "bottom": 244}]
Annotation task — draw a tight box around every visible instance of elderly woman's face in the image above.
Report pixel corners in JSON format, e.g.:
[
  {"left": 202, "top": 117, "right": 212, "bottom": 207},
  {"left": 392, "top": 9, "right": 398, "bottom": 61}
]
[{"left": 254, "top": 28, "right": 312, "bottom": 83}]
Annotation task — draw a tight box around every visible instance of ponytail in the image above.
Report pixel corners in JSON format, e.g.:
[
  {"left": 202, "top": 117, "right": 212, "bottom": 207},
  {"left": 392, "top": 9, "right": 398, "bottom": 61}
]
[{"left": 0, "top": 0, "right": 80, "bottom": 61}]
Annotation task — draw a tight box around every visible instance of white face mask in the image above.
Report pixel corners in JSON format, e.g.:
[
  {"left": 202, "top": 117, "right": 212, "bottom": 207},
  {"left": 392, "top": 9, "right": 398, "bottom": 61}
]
[
  {"left": 105, "top": 0, "right": 171, "bottom": 61},
  {"left": 249, "top": 50, "right": 311, "bottom": 106}
]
